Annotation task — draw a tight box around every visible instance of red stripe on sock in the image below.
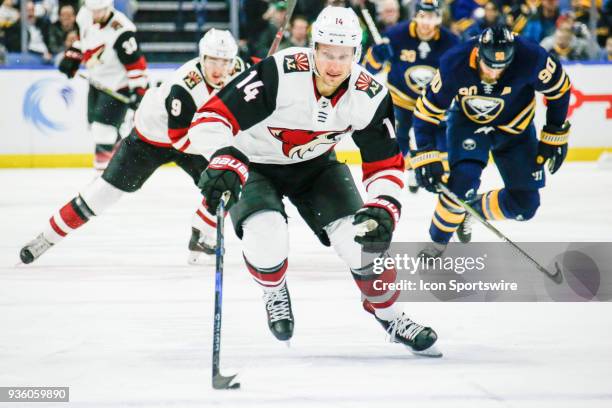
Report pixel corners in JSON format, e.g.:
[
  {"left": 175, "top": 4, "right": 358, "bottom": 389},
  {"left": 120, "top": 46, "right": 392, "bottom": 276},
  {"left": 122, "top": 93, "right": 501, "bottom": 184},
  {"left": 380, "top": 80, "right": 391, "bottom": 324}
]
[
  {"left": 369, "top": 289, "right": 400, "bottom": 309},
  {"left": 59, "top": 202, "right": 87, "bottom": 229},
  {"left": 49, "top": 217, "right": 67, "bottom": 237},
  {"left": 353, "top": 266, "right": 397, "bottom": 297},
  {"left": 245, "top": 256, "right": 288, "bottom": 286},
  {"left": 196, "top": 209, "right": 216, "bottom": 228}
]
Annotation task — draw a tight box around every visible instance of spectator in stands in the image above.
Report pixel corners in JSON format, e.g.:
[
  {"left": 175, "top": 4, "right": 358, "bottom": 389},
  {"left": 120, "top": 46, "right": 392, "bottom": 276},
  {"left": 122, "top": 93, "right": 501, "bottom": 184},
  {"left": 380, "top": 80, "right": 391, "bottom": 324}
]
[
  {"left": 279, "top": 15, "right": 309, "bottom": 50},
  {"left": 0, "top": 0, "right": 20, "bottom": 49},
  {"left": 600, "top": 34, "right": 612, "bottom": 60},
  {"left": 377, "top": 0, "right": 401, "bottom": 31},
  {"left": 522, "top": 0, "right": 561, "bottom": 42},
  {"left": 25, "top": 0, "right": 52, "bottom": 61},
  {"left": 247, "top": 1, "right": 287, "bottom": 58},
  {"left": 540, "top": 17, "right": 593, "bottom": 60},
  {"left": 462, "top": 1, "right": 503, "bottom": 40},
  {"left": 47, "top": 3, "right": 75, "bottom": 55},
  {"left": 447, "top": 0, "right": 481, "bottom": 35},
  {"left": 0, "top": 43, "right": 6, "bottom": 64}
]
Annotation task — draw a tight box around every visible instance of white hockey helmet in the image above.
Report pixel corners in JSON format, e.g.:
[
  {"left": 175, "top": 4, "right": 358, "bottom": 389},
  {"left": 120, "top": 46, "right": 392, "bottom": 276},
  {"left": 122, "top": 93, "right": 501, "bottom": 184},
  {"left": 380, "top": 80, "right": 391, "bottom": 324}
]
[
  {"left": 85, "top": 0, "right": 114, "bottom": 11},
  {"left": 311, "top": 6, "right": 363, "bottom": 60},
  {"left": 198, "top": 29, "right": 239, "bottom": 61}
]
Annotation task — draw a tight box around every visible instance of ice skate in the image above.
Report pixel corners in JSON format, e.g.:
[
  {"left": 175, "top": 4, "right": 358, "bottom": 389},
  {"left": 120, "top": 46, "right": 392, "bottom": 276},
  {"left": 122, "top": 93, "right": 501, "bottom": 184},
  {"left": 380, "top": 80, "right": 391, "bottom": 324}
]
[
  {"left": 263, "top": 282, "right": 294, "bottom": 342},
  {"left": 456, "top": 213, "right": 473, "bottom": 243},
  {"left": 19, "top": 234, "right": 53, "bottom": 264},
  {"left": 187, "top": 227, "right": 216, "bottom": 265}
]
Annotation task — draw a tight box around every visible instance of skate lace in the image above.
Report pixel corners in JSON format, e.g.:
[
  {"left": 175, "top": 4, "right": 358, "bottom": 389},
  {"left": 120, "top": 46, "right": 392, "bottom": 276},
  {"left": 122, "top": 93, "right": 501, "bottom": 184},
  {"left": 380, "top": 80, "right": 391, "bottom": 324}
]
[
  {"left": 263, "top": 287, "right": 292, "bottom": 323},
  {"left": 28, "top": 234, "right": 52, "bottom": 256},
  {"left": 387, "top": 314, "right": 425, "bottom": 342}
]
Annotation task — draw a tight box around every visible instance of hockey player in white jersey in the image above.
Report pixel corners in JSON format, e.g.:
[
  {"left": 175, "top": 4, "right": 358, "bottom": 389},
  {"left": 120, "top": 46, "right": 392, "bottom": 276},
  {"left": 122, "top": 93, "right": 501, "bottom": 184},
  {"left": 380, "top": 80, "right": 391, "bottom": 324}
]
[
  {"left": 188, "top": 7, "right": 440, "bottom": 356},
  {"left": 20, "top": 29, "right": 240, "bottom": 266},
  {"left": 58, "top": 0, "right": 149, "bottom": 170}
]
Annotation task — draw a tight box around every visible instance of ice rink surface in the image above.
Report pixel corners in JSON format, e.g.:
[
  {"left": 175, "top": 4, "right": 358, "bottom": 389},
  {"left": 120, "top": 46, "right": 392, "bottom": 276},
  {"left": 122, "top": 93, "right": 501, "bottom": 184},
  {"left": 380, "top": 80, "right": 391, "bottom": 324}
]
[{"left": 1, "top": 163, "right": 611, "bottom": 408}]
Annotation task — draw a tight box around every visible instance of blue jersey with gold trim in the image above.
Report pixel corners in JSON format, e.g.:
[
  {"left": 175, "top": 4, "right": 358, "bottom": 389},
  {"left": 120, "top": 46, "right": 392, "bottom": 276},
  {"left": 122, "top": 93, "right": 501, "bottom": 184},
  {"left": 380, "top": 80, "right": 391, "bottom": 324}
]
[
  {"left": 413, "top": 36, "right": 571, "bottom": 150},
  {"left": 363, "top": 21, "right": 459, "bottom": 111}
]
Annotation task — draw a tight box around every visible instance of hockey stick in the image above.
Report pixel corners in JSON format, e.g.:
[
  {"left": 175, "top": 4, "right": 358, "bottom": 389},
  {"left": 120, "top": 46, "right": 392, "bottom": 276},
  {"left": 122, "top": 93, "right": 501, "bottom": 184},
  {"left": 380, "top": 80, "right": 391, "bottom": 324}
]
[
  {"left": 78, "top": 73, "right": 130, "bottom": 104},
  {"left": 266, "top": 0, "right": 298, "bottom": 57},
  {"left": 211, "top": 191, "right": 240, "bottom": 390},
  {"left": 359, "top": 6, "right": 383, "bottom": 45},
  {"left": 436, "top": 183, "right": 563, "bottom": 284}
]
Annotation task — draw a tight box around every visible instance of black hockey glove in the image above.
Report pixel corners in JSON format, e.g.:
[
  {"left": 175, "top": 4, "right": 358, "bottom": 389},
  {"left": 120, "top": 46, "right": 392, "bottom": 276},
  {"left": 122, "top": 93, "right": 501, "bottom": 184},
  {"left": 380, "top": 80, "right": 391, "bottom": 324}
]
[
  {"left": 410, "top": 150, "right": 445, "bottom": 193},
  {"left": 128, "top": 88, "right": 146, "bottom": 110},
  {"left": 536, "top": 122, "right": 570, "bottom": 174},
  {"left": 198, "top": 147, "right": 250, "bottom": 212},
  {"left": 353, "top": 196, "right": 401, "bottom": 253},
  {"left": 58, "top": 47, "right": 83, "bottom": 78}
]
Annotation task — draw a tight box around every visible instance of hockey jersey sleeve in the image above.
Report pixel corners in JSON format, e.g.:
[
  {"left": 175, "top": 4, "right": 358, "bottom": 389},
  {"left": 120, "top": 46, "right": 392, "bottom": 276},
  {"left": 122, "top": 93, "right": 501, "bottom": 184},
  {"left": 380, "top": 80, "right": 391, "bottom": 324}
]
[
  {"left": 164, "top": 85, "right": 198, "bottom": 152},
  {"left": 531, "top": 51, "right": 571, "bottom": 127},
  {"left": 412, "top": 65, "right": 457, "bottom": 151},
  {"left": 187, "top": 56, "right": 279, "bottom": 159},
  {"left": 352, "top": 93, "right": 405, "bottom": 202},
  {"left": 113, "top": 31, "right": 148, "bottom": 92}
]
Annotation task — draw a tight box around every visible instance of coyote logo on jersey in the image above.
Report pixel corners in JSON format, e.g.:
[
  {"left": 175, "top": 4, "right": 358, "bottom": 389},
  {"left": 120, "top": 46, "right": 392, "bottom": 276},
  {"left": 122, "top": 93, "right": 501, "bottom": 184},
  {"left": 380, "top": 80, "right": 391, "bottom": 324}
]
[
  {"left": 268, "top": 126, "right": 351, "bottom": 159},
  {"left": 355, "top": 72, "right": 382, "bottom": 98},
  {"left": 283, "top": 53, "right": 310, "bottom": 73}
]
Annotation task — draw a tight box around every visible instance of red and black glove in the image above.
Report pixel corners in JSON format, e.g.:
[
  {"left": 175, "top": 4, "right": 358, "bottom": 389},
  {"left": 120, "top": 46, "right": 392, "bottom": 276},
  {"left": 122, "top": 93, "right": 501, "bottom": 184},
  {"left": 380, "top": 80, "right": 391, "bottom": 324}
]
[
  {"left": 58, "top": 47, "right": 83, "bottom": 78},
  {"left": 353, "top": 196, "right": 401, "bottom": 253},
  {"left": 198, "top": 147, "right": 250, "bottom": 212},
  {"left": 537, "top": 122, "right": 570, "bottom": 174}
]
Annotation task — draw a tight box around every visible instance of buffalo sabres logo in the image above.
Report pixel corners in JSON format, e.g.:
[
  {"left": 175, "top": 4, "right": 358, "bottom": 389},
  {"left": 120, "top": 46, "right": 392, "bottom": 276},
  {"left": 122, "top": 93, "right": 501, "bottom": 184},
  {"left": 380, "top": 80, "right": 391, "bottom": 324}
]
[
  {"left": 355, "top": 72, "right": 382, "bottom": 98},
  {"left": 404, "top": 65, "right": 436, "bottom": 94},
  {"left": 461, "top": 96, "right": 505, "bottom": 124},
  {"left": 268, "top": 126, "right": 352, "bottom": 159},
  {"left": 283, "top": 52, "right": 310, "bottom": 73}
]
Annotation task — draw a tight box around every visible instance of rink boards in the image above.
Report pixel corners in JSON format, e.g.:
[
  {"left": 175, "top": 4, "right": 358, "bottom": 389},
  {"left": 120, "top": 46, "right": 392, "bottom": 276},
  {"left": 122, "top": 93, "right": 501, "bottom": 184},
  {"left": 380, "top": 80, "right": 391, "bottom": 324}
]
[{"left": 0, "top": 62, "right": 610, "bottom": 167}]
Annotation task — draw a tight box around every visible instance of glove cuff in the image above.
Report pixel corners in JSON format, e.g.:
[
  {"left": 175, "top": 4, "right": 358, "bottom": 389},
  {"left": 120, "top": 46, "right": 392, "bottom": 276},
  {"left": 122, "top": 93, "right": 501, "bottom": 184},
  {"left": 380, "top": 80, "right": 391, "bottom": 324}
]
[
  {"left": 541, "top": 122, "right": 570, "bottom": 145},
  {"left": 409, "top": 150, "right": 441, "bottom": 169},
  {"left": 365, "top": 195, "right": 401, "bottom": 227},
  {"left": 209, "top": 147, "right": 250, "bottom": 185}
]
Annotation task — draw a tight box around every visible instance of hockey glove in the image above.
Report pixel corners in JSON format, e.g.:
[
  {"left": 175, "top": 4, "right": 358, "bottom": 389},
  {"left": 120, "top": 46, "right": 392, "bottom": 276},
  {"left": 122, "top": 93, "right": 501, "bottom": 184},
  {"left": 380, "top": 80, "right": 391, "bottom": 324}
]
[
  {"left": 410, "top": 150, "right": 445, "bottom": 193},
  {"left": 58, "top": 47, "right": 83, "bottom": 78},
  {"left": 371, "top": 38, "right": 394, "bottom": 63},
  {"left": 353, "top": 196, "right": 401, "bottom": 253},
  {"left": 128, "top": 88, "right": 147, "bottom": 110},
  {"left": 536, "top": 122, "right": 570, "bottom": 174},
  {"left": 198, "top": 147, "right": 250, "bottom": 212}
]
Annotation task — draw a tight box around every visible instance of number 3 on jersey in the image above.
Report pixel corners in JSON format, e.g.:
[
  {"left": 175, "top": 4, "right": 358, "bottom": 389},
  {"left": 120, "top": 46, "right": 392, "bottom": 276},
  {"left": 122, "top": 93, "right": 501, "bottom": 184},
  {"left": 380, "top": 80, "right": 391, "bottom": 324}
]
[{"left": 236, "top": 71, "right": 264, "bottom": 102}]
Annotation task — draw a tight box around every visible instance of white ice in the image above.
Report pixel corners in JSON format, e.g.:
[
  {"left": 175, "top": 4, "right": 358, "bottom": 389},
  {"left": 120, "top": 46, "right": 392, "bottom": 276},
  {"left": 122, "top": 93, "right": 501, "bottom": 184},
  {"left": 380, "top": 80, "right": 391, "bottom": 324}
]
[{"left": 1, "top": 163, "right": 611, "bottom": 408}]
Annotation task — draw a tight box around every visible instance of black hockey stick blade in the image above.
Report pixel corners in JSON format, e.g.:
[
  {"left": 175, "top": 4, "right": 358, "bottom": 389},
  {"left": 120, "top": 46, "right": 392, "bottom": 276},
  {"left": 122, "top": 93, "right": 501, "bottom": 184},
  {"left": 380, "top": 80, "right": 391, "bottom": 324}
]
[
  {"left": 213, "top": 372, "right": 240, "bottom": 390},
  {"left": 437, "top": 183, "right": 564, "bottom": 285}
]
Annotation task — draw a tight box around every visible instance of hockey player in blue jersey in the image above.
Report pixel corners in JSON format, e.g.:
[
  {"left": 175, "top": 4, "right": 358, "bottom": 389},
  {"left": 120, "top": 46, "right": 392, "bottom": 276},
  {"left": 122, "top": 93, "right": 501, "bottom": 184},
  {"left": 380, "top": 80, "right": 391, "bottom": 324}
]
[
  {"left": 363, "top": 0, "right": 459, "bottom": 192},
  {"left": 411, "top": 25, "right": 571, "bottom": 255}
]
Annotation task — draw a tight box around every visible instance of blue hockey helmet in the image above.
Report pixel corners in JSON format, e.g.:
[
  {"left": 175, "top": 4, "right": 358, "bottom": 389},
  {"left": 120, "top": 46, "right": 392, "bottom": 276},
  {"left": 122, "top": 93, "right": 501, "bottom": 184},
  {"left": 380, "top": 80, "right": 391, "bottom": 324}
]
[
  {"left": 478, "top": 25, "right": 515, "bottom": 69},
  {"left": 415, "top": 0, "right": 441, "bottom": 14}
]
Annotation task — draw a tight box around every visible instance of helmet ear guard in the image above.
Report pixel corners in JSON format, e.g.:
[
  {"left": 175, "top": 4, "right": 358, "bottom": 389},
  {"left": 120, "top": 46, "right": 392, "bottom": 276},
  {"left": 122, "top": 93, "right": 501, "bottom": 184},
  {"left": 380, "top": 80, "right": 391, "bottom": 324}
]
[{"left": 478, "top": 25, "right": 515, "bottom": 69}]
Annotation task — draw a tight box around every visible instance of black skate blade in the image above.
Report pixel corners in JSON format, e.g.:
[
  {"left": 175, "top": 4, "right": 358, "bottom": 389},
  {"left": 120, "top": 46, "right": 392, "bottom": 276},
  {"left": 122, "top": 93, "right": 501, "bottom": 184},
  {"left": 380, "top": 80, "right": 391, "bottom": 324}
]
[{"left": 212, "top": 373, "right": 240, "bottom": 390}]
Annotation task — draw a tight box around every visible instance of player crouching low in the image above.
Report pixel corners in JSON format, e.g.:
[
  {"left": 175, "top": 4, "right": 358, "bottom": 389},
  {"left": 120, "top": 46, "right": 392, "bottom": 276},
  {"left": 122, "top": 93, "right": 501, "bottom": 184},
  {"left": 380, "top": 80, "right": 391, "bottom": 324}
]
[
  {"left": 410, "top": 26, "right": 571, "bottom": 256},
  {"left": 188, "top": 7, "right": 440, "bottom": 356},
  {"left": 20, "top": 29, "right": 240, "bottom": 266}
]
